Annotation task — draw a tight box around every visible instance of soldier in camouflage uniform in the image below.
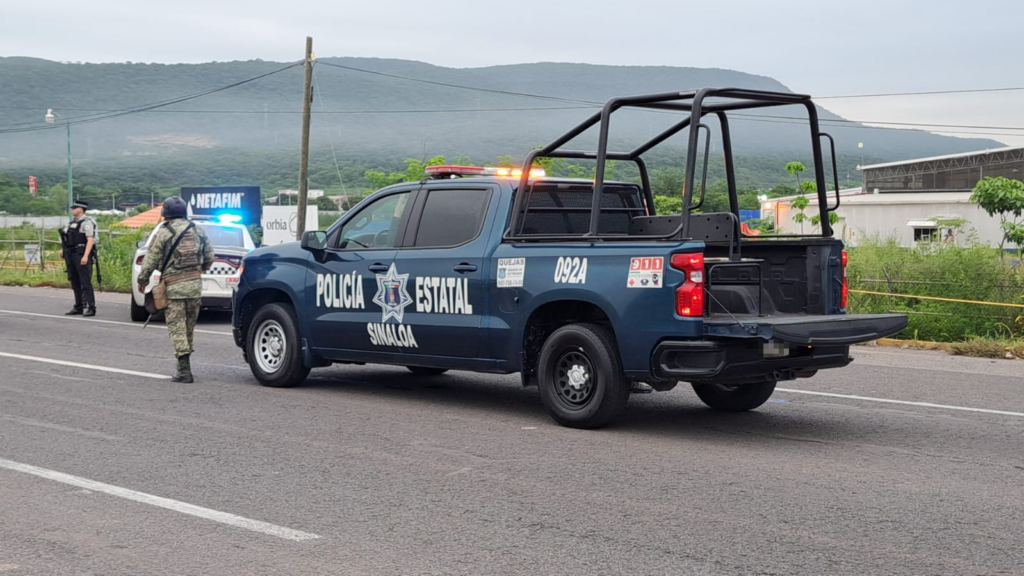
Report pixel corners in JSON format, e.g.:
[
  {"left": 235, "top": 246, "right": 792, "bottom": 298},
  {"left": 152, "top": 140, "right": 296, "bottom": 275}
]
[{"left": 137, "top": 197, "right": 214, "bottom": 382}]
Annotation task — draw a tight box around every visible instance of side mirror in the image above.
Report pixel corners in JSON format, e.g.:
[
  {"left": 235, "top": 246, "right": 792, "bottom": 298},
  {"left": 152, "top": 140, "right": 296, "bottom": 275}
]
[
  {"left": 136, "top": 240, "right": 146, "bottom": 249},
  {"left": 300, "top": 230, "right": 327, "bottom": 252}
]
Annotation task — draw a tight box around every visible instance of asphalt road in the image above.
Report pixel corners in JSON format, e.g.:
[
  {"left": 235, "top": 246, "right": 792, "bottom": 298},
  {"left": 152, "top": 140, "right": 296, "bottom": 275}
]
[{"left": 0, "top": 285, "right": 1022, "bottom": 576}]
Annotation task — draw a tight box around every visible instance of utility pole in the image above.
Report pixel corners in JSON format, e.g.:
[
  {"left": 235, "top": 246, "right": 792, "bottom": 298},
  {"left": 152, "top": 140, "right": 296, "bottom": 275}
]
[{"left": 296, "top": 36, "right": 314, "bottom": 240}]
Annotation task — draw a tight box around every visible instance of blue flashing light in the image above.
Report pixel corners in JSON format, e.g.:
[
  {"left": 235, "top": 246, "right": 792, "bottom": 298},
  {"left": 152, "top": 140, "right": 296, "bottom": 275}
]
[{"left": 217, "top": 213, "right": 243, "bottom": 225}]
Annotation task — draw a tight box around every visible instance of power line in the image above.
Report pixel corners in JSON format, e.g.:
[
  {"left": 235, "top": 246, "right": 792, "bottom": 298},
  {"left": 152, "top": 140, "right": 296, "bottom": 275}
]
[
  {"left": 311, "top": 65, "right": 347, "bottom": 194},
  {"left": 316, "top": 60, "right": 594, "bottom": 105},
  {"left": 817, "top": 86, "right": 1024, "bottom": 99},
  {"left": 1, "top": 105, "right": 597, "bottom": 115},
  {"left": 726, "top": 115, "right": 1023, "bottom": 139},
  {"left": 0, "top": 61, "right": 303, "bottom": 134},
  {"left": 314, "top": 63, "right": 1024, "bottom": 136},
  {"left": 731, "top": 112, "right": 1024, "bottom": 132}
]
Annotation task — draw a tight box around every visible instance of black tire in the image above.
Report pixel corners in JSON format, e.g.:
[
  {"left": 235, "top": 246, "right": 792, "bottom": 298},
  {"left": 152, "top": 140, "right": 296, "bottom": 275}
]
[
  {"left": 537, "top": 323, "right": 630, "bottom": 429},
  {"left": 692, "top": 381, "right": 777, "bottom": 412},
  {"left": 245, "top": 303, "right": 310, "bottom": 388},
  {"left": 130, "top": 295, "right": 148, "bottom": 322},
  {"left": 406, "top": 366, "right": 449, "bottom": 376}
]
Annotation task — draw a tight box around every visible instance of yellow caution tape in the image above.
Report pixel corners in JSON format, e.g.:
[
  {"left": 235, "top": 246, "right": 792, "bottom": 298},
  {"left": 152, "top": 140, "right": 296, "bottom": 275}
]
[{"left": 850, "top": 289, "right": 1024, "bottom": 309}]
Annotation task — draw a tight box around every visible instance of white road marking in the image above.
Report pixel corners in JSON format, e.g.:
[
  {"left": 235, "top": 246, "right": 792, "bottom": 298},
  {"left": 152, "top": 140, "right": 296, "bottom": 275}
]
[
  {"left": 0, "top": 309, "right": 232, "bottom": 335},
  {"left": 25, "top": 369, "right": 97, "bottom": 382},
  {"left": 0, "top": 352, "right": 170, "bottom": 380},
  {"left": 777, "top": 388, "right": 1024, "bottom": 418},
  {"left": 0, "top": 414, "right": 122, "bottom": 441},
  {"left": 0, "top": 457, "right": 321, "bottom": 542}
]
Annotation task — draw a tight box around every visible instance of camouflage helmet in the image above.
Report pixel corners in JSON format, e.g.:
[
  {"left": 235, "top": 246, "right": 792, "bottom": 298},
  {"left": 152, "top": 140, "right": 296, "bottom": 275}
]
[{"left": 161, "top": 196, "right": 188, "bottom": 219}]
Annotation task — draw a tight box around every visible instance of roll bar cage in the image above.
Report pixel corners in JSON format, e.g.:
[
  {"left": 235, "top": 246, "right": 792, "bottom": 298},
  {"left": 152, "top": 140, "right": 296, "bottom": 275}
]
[{"left": 505, "top": 87, "right": 841, "bottom": 242}]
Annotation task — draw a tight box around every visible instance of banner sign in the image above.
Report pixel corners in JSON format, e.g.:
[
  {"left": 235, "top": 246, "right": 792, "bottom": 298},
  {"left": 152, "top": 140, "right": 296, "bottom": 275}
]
[
  {"left": 28, "top": 176, "right": 38, "bottom": 197},
  {"left": 181, "top": 186, "right": 261, "bottom": 225},
  {"left": 261, "top": 206, "right": 320, "bottom": 245}
]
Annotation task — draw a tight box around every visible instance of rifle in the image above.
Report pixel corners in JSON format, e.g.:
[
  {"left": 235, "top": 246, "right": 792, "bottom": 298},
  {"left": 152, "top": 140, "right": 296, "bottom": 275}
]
[
  {"left": 57, "top": 228, "right": 72, "bottom": 281},
  {"left": 92, "top": 244, "right": 103, "bottom": 286}
]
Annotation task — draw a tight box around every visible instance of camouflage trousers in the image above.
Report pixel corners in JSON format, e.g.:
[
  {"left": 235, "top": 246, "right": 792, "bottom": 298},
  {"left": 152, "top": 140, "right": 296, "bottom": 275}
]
[{"left": 166, "top": 298, "right": 201, "bottom": 358}]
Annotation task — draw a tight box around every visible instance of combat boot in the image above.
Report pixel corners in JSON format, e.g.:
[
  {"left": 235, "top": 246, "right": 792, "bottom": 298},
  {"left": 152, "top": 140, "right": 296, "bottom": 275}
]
[{"left": 171, "top": 355, "right": 194, "bottom": 383}]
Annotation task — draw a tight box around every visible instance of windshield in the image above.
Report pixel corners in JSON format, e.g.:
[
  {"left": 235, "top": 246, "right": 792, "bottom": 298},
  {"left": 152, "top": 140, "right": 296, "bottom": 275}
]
[{"left": 199, "top": 224, "right": 245, "bottom": 247}]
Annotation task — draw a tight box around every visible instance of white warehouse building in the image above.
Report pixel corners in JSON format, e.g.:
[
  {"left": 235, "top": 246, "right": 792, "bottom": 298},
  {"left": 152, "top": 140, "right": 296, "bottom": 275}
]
[{"left": 762, "top": 146, "right": 1024, "bottom": 247}]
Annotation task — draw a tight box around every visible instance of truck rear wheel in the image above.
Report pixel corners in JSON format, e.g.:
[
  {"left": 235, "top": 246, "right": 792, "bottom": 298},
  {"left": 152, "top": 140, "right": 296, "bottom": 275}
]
[
  {"left": 245, "top": 303, "right": 310, "bottom": 388},
  {"left": 692, "top": 381, "right": 776, "bottom": 412},
  {"left": 537, "top": 323, "right": 630, "bottom": 429}
]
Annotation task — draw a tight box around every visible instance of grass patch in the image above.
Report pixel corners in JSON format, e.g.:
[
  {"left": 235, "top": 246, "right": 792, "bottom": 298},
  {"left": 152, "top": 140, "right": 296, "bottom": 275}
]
[{"left": 949, "top": 337, "right": 1022, "bottom": 359}]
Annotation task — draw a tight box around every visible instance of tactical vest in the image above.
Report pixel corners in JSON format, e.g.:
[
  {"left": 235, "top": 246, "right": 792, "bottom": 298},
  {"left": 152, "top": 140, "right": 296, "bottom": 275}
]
[
  {"left": 65, "top": 218, "right": 93, "bottom": 248},
  {"left": 171, "top": 227, "right": 202, "bottom": 271}
]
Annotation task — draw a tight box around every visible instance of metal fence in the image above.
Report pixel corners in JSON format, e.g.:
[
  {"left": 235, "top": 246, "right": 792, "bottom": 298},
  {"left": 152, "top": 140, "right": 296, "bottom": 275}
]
[
  {"left": 848, "top": 271, "right": 1024, "bottom": 340},
  {"left": 1, "top": 229, "right": 134, "bottom": 273}
]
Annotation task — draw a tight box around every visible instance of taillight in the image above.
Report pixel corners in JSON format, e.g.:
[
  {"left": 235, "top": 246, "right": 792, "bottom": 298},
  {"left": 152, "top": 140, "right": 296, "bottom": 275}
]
[
  {"left": 840, "top": 250, "right": 849, "bottom": 310},
  {"left": 670, "top": 253, "right": 705, "bottom": 317},
  {"left": 136, "top": 255, "right": 144, "bottom": 266}
]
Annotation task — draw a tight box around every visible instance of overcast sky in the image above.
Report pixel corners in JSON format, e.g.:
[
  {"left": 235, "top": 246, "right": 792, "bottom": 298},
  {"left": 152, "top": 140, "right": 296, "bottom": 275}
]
[{"left": 4, "top": 0, "right": 1022, "bottom": 146}]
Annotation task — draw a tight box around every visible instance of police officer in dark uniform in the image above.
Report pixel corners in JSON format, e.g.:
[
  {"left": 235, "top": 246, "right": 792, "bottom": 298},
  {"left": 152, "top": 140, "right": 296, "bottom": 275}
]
[{"left": 61, "top": 200, "right": 99, "bottom": 317}]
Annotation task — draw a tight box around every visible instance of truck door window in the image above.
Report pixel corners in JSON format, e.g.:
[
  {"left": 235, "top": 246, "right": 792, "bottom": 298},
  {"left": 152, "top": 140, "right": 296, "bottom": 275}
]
[
  {"left": 413, "top": 189, "right": 491, "bottom": 248},
  {"left": 336, "top": 192, "right": 410, "bottom": 249}
]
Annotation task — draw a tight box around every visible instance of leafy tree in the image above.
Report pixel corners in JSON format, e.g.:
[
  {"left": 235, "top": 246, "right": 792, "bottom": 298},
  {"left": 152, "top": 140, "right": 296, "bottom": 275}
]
[
  {"left": 810, "top": 210, "right": 840, "bottom": 232},
  {"left": 786, "top": 161, "right": 817, "bottom": 233},
  {"left": 791, "top": 194, "right": 809, "bottom": 233},
  {"left": 785, "top": 162, "right": 807, "bottom": 186},
  {"left": 970, "top": 176, "right": 1024, "bottom": 258},
  {"left": 315, "top": 196, "right": 339, "bottom": 212},
  {"left": 650, "top": 167, "right": 685, "bottom": 198},
  {"left": 493, "top": 155, "right": 515, "bottom": 168},
  {"left": 654, "top": 195, "right": 682, "bottom": 215},
  {"left": 364, "top": 155, "right": 448, "bottom": 190}
]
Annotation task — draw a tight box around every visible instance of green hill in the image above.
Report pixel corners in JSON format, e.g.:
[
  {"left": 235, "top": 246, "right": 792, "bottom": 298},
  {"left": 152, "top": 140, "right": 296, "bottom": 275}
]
[{"left": 0, "top": 57, "right": 1002, "bottom": 163}]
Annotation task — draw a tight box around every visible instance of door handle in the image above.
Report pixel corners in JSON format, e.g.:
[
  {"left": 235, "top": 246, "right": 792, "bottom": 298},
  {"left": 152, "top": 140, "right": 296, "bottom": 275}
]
[
  {"left": 453, "top": 263, "right": 478, "bottom": 273},
  {"left": 368, "top": 263, "right": 389, "bottom": 273}
]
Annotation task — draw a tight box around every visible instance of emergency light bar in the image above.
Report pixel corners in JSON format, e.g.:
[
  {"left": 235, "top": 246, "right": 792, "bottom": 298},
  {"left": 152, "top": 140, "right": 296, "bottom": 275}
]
[{"left": 425, "top": 165, "right": 546, "bottom": 179}]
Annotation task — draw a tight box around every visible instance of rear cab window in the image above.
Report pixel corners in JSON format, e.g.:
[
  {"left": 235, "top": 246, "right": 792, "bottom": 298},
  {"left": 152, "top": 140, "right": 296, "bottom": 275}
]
[
  {"left": 412, "top": 189, "right": 492, "bottom": 248},
  {"left": 514, "top": 182, "right": 646, "bottom": 236}
]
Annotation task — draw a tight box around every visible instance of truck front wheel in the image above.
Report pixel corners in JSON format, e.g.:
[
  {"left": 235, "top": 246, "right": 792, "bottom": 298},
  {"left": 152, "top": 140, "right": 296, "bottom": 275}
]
[
  {"left": 692, "top": 381, "right": 776, "bottom": 412},
  {"left": 537, "top": 323, "right": 630, "bottom": 429},
  {"left": 245, "top": 303, "right": 310, "bottom": 388}
]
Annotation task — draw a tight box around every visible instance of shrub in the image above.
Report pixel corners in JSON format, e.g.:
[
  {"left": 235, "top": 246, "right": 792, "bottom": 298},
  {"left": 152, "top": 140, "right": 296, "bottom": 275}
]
[{"left": 846, "top": 237, "right": 1024, "bottom": 341}]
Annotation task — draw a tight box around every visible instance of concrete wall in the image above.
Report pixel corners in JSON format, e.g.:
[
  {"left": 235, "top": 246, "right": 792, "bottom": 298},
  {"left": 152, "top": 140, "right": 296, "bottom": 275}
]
[
  {"left": 768, "top": 199, "right": 1006, "bottom": 248},
  {"left": 0, "top": 216, "right": 69, "bottom": 229}
]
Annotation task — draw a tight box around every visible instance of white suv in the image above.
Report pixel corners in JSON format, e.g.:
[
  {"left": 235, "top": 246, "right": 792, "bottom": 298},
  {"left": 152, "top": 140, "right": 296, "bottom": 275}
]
[{"left": 130, "top": 217, "right": 256, "bottom": 321}]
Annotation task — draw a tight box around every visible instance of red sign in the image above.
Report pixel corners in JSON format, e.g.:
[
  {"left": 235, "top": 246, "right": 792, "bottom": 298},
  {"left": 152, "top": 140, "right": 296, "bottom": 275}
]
[
  {"left": 629, "top": 257, "right": 664, "bottom": 271},
  {"left": 28, "top": 176, "right": 38, "bottom": 197}
]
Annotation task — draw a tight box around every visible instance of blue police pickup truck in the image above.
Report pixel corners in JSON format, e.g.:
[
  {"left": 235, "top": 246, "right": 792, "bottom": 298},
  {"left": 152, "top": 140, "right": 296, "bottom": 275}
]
[{"left": 232, "top": 88, "right": 907, "bottom": 428}]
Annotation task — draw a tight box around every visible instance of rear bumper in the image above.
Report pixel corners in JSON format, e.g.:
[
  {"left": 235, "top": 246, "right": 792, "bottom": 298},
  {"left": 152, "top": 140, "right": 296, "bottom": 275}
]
[
  {"left": 653, "top": 340, "right": 852, "bottom": 384},
  {"left": 201, "top": 296, "right": 233, "bottom": 309}
]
